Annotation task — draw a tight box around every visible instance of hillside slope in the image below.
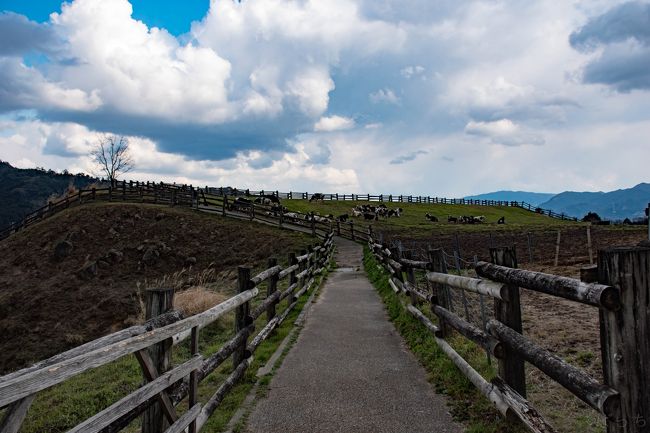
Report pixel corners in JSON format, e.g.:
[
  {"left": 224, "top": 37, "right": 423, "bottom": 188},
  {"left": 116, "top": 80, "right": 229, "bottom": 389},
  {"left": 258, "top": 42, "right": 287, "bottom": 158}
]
[
  {"left": 464, "top": 190, "right": 556, "bottom": 206},
  {"left": 539, "top": 183, "right": 650, "bottom": 220},
  {"left": 0, "top": 161, "right": 98, "bottom": 228},
  {"left": 0, "top": 202, "right": 312, "bottom": 373}
]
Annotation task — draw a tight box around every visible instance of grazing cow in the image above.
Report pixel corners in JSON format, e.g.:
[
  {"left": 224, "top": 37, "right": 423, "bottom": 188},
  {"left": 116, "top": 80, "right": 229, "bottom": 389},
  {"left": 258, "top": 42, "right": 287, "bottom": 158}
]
[
  {"left": 309, "top": 193, "right": 325, "bottom": 202},
  {"left": 230, "top": 197, "right": 252, "bottom": 212},
  {"left": 425, "top": 213, "right": 438, "bottom": 222},
  {"left": 254, "top": 194, "right": 280, "bottom": 205},
  {"left": 448, "top": 215, "right": 458, "bottom": 223},
  {"left": 363, "top": 212, "right": 377, "bottom": 220},
  {"left": 497, "top": 216, "right": 505, "bottom": 224}
]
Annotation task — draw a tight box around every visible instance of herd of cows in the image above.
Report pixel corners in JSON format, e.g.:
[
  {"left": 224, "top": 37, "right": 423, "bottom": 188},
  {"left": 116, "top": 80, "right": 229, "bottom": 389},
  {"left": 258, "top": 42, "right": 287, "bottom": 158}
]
[{"left": 224, "top": 195, "right": 506, "bottom": 225}]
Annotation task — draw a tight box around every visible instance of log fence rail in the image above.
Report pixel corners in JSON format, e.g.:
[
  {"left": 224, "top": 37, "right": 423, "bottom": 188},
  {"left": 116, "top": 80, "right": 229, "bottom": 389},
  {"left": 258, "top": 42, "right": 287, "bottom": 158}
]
[{"left": 368, "top": 235, "right": 649, "bottom": 433}]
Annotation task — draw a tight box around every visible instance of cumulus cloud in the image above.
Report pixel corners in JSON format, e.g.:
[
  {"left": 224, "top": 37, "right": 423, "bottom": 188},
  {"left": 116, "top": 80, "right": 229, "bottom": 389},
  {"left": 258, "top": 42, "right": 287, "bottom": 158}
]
[
  {"left": 314, "top": 115, "right": 355, "bottom": 132},
  {"left": 369, "top": 88, "right": 400, "bottom": 105},
  {"left": 0, "top": 12, "right": 57, "bottom": 56},
  {"left": 570, "top": 1, "right": 650, "bottom": 92},
  {"left": 464, "top": 118, "right": 545, "bottom": 146},
  {"left": 444, "top": 76, "right": 579, "bottom": 124}
]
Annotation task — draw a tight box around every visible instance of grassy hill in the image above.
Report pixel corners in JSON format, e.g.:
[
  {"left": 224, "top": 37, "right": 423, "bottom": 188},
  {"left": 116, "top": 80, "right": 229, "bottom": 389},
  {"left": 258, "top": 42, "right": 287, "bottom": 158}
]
[
  {"left": 282, "top": 199, "right": 580, "bottom": 240},
  {"left": 465, "top": 190, "right": 556, "bottom": 206},
  {"left": 0, "top": 202, "right": 312, "bottom": 374},
  {"left": 0, "top": 160, "right": 99, "bottom": 228}
]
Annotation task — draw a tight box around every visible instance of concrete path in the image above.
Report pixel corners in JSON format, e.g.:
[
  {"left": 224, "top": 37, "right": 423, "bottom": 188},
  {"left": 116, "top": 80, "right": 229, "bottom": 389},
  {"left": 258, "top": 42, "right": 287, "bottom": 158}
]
[{"left": 245, "top": 237, "right": 462, "bottom": 433}]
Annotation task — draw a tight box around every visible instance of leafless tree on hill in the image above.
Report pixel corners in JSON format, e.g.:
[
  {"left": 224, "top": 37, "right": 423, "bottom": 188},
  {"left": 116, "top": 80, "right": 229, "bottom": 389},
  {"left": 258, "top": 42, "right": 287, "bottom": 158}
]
[{"left": 91, "top": 134, "right": 134, "bottom": 186}]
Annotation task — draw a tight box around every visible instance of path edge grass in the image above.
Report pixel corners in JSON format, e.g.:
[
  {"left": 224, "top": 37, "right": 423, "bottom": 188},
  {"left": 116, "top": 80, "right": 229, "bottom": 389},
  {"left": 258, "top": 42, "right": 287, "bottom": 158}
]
[{"left": 363, "top": 246, "right": 526, "bottom": 433}]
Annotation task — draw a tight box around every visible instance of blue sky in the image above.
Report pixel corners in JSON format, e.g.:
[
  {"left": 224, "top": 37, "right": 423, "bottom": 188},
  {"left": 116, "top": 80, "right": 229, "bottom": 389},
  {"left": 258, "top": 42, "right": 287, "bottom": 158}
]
[
  {"left": 0, "top": 0, "right": 649, "bottom": 196},
  {"left": 0, "top": 0, "right": 210, "bottom": 35}
]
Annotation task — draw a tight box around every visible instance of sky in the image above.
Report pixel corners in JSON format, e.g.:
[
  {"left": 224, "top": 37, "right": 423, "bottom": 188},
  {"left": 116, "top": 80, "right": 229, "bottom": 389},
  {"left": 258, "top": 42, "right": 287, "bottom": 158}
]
[{"left": 0, "top": 0, "right": 649, "bottom": 197}]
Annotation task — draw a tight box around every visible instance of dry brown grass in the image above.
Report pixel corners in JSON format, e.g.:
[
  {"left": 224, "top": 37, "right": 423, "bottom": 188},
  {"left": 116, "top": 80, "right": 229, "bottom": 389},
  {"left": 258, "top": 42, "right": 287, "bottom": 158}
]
[{"left": 174, "top": 287, "right": 229, "bottom": 317}]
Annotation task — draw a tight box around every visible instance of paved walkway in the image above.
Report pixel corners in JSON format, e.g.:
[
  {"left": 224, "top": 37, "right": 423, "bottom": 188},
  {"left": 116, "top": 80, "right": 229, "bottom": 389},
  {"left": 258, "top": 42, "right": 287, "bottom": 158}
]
[{"left": 245, "top": 237, "right": 462, "bottom": 433}]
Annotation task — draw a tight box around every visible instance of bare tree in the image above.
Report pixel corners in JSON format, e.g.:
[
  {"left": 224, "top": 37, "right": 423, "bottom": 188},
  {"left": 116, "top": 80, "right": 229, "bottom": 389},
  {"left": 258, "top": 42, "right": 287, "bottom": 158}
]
[{"left": 91, "top": 134, "right": 134, "bottom": 186}]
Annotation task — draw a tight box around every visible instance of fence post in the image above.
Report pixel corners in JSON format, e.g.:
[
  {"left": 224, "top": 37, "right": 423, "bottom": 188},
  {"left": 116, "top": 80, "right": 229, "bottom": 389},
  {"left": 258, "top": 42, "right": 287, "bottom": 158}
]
[
  {"left": 311, "top": 214, "right": 316, "bottom": 237},
  {"left": 336, "top": 221, "right": 341, "bottom": 236},
  {"left": 267, "top": 258, "right": 278, "bottom": 322},
  {"left": 142, "top": 288, "right": 174, "bottom": 433},
  {"left": 222, "top": 195, "right": 227, "bottom": 216},
  {"left": 234, "top": 267, "right": 251, "bottom": 368},
  {"left": 554, "top": 230, "right": 561, "bottom": 266},
  {"left": 350, "top": 221, "right": 355, "bottom": 241},
  {"left": 490, "top": 246, "right": 526, "bottom": 398},
  {"left": 403, "top": 251, "right": 417, "bottom": 306},
  {"left": 288, "top": 252, "right": 298, "bottom": 306},
  {"left": 92, "top": 188, "right": 96, "bottom": 201},
  {"left": 428, "top": 248, "right": 450, "bottom": 337},
  {"left": 299, "top": 249, "right": 308, "bottom": 289},
  {"left": 598, "top": 246, "right": 650, "bottom": 433}
]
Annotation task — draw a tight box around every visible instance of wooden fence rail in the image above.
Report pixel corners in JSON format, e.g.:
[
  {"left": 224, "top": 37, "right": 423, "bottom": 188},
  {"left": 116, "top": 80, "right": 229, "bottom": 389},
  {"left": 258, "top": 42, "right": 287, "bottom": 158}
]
[
  {"left": 368, "top": 236, "right": 650, "bottom": 433},
  {"left": 0, "top": 229, "right": 334, "bottom": 433}
]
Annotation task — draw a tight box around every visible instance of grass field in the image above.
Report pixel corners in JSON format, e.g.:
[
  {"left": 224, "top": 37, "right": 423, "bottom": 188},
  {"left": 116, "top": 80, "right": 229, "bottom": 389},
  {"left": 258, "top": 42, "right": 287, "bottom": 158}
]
[
  {"left": 13, "top": 263, "right": 330, "bottom": 432},
  {"left": 282, "top": 199, "right": 580, "bottom": 237}
]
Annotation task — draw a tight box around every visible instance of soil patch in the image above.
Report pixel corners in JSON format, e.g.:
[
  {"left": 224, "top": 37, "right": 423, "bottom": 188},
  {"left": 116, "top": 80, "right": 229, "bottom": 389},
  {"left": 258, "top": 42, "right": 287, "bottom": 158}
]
[{"left": 0, "top": 203, "right": 312, "bottom": 373}]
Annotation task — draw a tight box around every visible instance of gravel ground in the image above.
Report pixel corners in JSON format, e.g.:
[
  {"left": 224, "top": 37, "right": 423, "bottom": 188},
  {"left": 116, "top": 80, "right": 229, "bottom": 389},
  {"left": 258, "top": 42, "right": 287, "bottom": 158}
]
[{"left": 245, "top": 237, "right": 462, "bottom": 433}]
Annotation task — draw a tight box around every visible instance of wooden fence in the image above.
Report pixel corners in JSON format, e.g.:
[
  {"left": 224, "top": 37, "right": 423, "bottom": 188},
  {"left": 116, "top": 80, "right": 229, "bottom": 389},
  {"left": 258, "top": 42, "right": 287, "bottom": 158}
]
[
  {"left": 0, "top": 228, "right": 334, "bottom": 433},
  {"left": 206, "top": 186, "right": 575, "bottom": 220},
  {"left": 0, "top": 179, "right": 577, "bottom": 240},
  {"left": 368, "top": 236, "right": 649, "bottom": 433}
]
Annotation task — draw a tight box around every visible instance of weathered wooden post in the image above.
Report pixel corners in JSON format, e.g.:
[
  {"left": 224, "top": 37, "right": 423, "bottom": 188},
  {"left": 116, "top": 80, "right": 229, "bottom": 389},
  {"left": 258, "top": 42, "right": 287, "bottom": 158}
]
[
  {"left": 428, "top": 248, "right": 450, "bottom": 337},
  {"left": 234, "top": 267, "right": 251, "bottom": 368},
  {"left": 92, "top": 187, "right": 96, "bottom": 201},
  {"left": 368, "top": 225, "right": 373, "bottom": 240},
  {"left": 311, "top": 214, "right": 316, "bottom": 237},
  {"left": 598, "top": 246, "right": 650, "bottom": 433},
  {"left": 403, "top": 251, "right": 417, "bottom": 306},
  {"left": 299, "top": 249, "right": 308, "bottom": 289},
  {"left": 288, "top": 252, "right": 298, "bottom": 306},
  {"left": 490, "top": 246, "right": 526, "bottom": 398},
  {"left": 308, "top": 245, "right": 315, "bottom": 278},
  {"left": 350, "top": 221, "right": 355, "bottom": 241},
  {"left": 336, "top": 220, "right": 341, "bottom": 236},
  {"left": 222, "top": 195, "right": 228, "bottom": 216},
  {"left": 267, "top": 258, "right": 278, "bottom": 322},
  {"left": 527, "top": 232, "right": 533, "bottom": 263},
  {"left": 142, "top": 287, "right": 174, "bottom": 433}
]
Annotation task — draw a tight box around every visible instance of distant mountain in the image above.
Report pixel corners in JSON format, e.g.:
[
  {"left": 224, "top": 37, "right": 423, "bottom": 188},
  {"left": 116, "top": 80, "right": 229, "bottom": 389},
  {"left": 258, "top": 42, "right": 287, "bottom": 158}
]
[
  {"left": 0, "top": 161, "right": 99, "bottom": 228},
  {"left": 538, "top": 183, "right": 650, "bottom": 220},
  {"left": 464, "top": 191, "right": 556, "bottom": 207}
]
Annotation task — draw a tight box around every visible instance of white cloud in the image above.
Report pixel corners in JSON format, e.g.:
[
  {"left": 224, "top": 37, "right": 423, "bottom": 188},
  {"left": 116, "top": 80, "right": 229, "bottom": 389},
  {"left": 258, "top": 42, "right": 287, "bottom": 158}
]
[
  {"left": 369, "top": 88, "right": 400, "bottom": 105},
  {"left": 314, "top": 115, "right": 355, "bottom": 132},
  {"left": 464, "top": 118, "right": 545, "bottom": 146},
  {"left": 2, "top": 0, "right": 650, "bottom": 197},
  {"left": 400, "top": 65, "right": 425, "bottom": 79}
]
